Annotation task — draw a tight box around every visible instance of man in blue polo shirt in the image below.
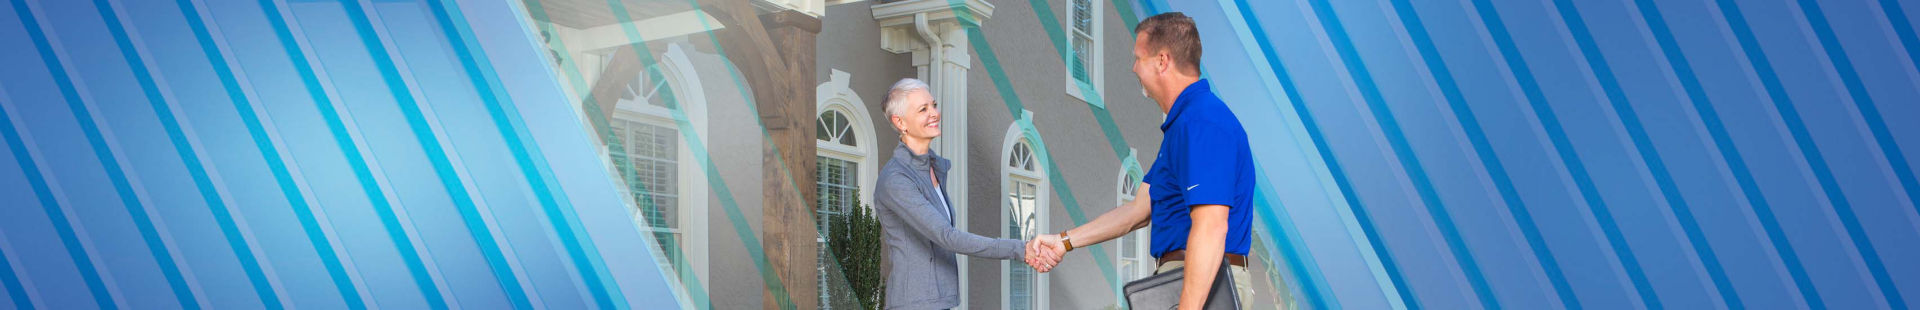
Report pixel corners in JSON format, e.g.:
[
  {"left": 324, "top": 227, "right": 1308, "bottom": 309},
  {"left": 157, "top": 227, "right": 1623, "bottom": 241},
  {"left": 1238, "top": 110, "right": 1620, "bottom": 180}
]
[{"left": 1023, "top": 12, "right": 1264, "bottom": 310}]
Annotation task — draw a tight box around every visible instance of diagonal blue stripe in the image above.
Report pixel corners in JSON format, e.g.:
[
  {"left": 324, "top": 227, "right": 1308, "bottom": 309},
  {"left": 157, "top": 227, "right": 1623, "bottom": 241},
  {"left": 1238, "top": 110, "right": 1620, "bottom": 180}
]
[
  {"left": 1547, "top": 0, "right": 1742, "bottom": 308},
  {"left": 184, "top": 0, "right": 364, "bottom": 307},
  {"left": 1231, "top": 1, "right": 1419, "bottom": 308},
  {"left": 94, "top": 0, "right": 290, "bottom": 307},
  {"left": 1709, "top": 0, "right": 1880, "bottom": 308},
  {"left": 421, "top": 0, "right": 623, "bottom": 308},
  {"left": 0, "top": 9, "right": 117, "bottom": 310},
  {"left": 15, "top": 0, "right": 201, "bottom": 307},
  {"left": 1466, "top": 0, "right": 1661, "bottom": 307},
  {"left": 1459, "top": 0, "right": 1658, "bottom": 308},
  {"left": 0, "top": 234, "right": 28, "bottom": 310},
  {"left": 1250, "top": 170, "right": 1335, "bottom": 310},
  {"left": 1876, "top": 0, "right": 1920, "bottom": 226},
  {"left": 1788, "top": 0, "right": 1909, "bottom": 307},
  {"left": 1301, "top": 0, "right": 1502, "bottom": 307},
  {"left": 331, "top": 0, "right": 534, "bottom": 308},
  {"left": 1226, "top": 1, "right": 1393, "bottom": 308},
  {"left": 254, "top": 0, "right": 419, "bottom": 307},
  {"left": 1382, "top": 0, "right": 1580, "bottom": 307},
  {"left": 1629, "top": 0, "right": 1823, "bottom": 307}
]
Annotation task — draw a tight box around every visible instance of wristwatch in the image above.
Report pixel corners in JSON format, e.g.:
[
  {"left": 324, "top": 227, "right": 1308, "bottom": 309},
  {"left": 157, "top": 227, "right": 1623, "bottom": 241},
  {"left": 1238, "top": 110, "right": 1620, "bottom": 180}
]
[{"left": 1060, "top": 231, "right": 1075, "bottom": 252}]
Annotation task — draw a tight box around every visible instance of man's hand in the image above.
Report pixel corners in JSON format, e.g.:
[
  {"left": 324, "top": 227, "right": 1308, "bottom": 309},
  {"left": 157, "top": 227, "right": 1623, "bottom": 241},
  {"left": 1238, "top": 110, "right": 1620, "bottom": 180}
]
[{"left": 1024, "top": 234, "right": 1065, "bottom": 272}]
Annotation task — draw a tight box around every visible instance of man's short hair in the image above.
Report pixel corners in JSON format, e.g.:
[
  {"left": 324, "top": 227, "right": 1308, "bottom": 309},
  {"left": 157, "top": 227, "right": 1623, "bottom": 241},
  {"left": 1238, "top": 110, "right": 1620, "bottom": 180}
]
[{"left": 1134, "top": 12, "right": 1202, "bottom": 75}]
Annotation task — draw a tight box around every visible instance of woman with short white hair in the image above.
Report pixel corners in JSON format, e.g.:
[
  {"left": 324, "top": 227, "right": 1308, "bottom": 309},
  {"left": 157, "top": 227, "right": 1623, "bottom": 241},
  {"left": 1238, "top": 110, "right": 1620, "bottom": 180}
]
[{"left": 870, "top": 78, "right": 1054, "bottom": 309}]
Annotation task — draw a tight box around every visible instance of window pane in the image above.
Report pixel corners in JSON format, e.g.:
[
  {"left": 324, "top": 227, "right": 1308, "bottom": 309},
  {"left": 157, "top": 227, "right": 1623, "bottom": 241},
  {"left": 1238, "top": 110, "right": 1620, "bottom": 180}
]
[
  {"left": 1072, "top": 35, "right": 1093, "bottom": 84},
  {"left": 1007, "top": 179, "right": 1040, "bottom": 310}
]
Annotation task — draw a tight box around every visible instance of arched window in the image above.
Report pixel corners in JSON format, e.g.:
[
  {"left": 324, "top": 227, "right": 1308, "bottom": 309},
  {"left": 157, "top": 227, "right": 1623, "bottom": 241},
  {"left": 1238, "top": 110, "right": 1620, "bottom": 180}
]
[
  {"left": 815, "top": 70, "right": 877, "bottom": 309},
  {"left": 1115, "top": 148, "right": 1151, "bottom": 284},
  {"left": 1002, "top": 122, "right": 1049, "bottom": 310},
  {"left": 605, "top": 43, "right": 710, "bottom": 301}
]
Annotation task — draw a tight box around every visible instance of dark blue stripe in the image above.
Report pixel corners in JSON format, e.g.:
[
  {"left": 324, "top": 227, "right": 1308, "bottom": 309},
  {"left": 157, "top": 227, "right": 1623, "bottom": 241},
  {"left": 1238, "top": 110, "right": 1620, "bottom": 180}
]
[
  {"left": 421, "top": 0, "right": 622, "bottom": 307},
  {"left": 1, "top": 6, "right": 119, "bottom": 309},
  {"left": 1228, "top": 0, "right": 1418, "bottom": 308},
  {"left": 331, "top": 0, "right": 531, "bottom": 308},
  {"left": 1384, "top": 0, "right": 1580, "bottom": 307},
  {"left": 1302, "top": 0, "right": 1502, "bottom": 308},
  {"left": 1885, "top": 0, "right": 1920, "bottom": 76},
  {"left": 1868, "top": 0, "right": 1920, "bottom": 218},
  {"left": 15, "top": 0, "right": 197, "bottom": 308},
  {"left": 1789, "top": 0, "right": 1909, "bottom": 308},
  {"left": 253, "top": 0, "right": 401, "bottom": 307},
  {"left": 1710, "top": 0, "right": 1874, "bottom": 308},
  {"left": 96, "top": 0, "right": 292, "bottom": 307},
  {"left": 179, "top": 0, "right": 366, "bottom": 307},
  {"left": 1467, "top": 0, "right": 1661, "bottom": 307},
  {"left": 1230, "top": 3, "right": 1334, "bottom": 309},
  {"left": 1630, "top": 0, "right": 1824, "bottom": 307},
  {"left": 1548, "top": 0, "right": 1742, "bottom": 308},
  {"left": 0, "top": 236, "right": 28, "bottom": 310}
]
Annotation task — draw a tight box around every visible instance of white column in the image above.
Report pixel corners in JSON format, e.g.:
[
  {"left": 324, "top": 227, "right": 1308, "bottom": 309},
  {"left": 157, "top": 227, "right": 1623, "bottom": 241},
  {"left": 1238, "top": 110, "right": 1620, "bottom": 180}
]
[{"left": 874, "top": 1, "right": 993, "bottom": 308}]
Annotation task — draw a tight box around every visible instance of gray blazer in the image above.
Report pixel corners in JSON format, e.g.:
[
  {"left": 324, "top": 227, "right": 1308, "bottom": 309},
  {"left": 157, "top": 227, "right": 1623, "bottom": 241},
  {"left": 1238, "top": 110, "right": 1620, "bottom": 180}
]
[{"left": 874, "top": 144, "right": 1024, "bottom": 309}]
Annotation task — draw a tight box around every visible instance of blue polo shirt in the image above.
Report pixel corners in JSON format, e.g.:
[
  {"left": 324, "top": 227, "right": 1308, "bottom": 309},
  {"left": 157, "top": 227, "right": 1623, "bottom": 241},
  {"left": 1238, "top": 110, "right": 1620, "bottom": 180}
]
[{"left": 1146, "top": 79, "right": 1255, "bottom": 258}]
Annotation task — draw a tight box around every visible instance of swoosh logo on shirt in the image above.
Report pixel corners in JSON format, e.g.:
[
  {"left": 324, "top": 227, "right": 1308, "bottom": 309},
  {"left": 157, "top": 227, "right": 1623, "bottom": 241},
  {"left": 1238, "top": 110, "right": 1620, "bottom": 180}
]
[{"left": 1187, "top": 184, "right": 1200, "bottom": 191}]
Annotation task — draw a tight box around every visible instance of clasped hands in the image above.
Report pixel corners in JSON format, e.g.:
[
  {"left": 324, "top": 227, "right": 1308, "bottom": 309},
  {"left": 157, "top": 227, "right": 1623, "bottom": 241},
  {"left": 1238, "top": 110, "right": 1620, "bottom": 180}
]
[{"left": 1023, "top": 234, "right": 1066, "bottom": 272}]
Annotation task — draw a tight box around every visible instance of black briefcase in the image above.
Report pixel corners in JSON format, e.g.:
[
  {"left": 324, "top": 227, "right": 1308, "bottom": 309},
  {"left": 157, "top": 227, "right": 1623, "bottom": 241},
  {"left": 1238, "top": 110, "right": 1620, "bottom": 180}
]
[{"left": 1122, "top": 259, "right": 1239, "bottom": 310}]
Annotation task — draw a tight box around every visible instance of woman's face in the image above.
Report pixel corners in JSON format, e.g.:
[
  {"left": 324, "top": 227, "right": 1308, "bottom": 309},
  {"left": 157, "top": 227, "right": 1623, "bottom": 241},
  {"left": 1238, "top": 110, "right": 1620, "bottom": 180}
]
[{"left": 891, "top": 90, "right": 942, "bottom": 140}]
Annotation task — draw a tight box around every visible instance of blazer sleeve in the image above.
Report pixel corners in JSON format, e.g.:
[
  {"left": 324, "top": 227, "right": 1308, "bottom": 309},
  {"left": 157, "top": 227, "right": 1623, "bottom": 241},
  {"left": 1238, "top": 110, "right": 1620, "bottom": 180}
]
[{"left": 877, "top": 172, "right": 1025, "bottom": 260}]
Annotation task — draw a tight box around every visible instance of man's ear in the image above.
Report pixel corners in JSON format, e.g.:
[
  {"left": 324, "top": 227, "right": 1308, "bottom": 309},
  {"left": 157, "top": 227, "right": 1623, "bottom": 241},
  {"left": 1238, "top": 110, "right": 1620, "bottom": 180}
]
[{"left": 1156, "top": 52, "right": 1173, "bottom": 75}]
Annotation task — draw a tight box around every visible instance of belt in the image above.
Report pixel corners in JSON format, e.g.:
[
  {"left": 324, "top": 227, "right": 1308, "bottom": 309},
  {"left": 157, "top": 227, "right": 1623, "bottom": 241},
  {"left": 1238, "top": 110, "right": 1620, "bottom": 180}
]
[{"left": 1156, "top": 250, "right": 1247, "bottom": 267}]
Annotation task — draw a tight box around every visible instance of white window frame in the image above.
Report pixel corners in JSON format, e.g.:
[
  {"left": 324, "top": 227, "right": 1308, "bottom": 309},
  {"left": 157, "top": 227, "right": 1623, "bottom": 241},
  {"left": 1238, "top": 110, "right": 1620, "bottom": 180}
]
[
  {"left": 815, "top": 69, "right": 878, "bottom": 309},
  {"left": 1064, "top": 0, "right": 1105, "bottom": 106},
  {"left": 1001, "top": 122, "right": 1051, "bottom": 310},
  {"left": 816, "top": 69, "right": 880, "bottom": 207},
  {"left": 1115, "top": 148, "right": 1151, "bottom": 275},
  {"left": 602, "top": 43, "right": 711, "bottom": 305}
]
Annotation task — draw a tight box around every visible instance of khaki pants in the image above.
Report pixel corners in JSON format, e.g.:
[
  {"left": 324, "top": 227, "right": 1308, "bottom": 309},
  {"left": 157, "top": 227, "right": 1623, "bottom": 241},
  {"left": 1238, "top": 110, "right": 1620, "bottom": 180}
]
[{"left": 1155, "top": 261, "right": 1287, "bottom": 310}]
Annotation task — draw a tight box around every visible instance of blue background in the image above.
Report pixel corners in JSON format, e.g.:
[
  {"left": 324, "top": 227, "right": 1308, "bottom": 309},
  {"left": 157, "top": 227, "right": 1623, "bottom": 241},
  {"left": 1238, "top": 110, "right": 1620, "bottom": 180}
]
[{"left": 1, "top": 0, "right": 1917, "bottom": 309}]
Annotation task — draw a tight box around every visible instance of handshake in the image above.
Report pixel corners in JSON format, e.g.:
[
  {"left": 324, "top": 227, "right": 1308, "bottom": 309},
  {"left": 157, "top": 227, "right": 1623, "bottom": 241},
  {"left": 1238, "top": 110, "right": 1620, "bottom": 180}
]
[{"left": 1022, "top": 233, "right": 1067, "bottom": 272}]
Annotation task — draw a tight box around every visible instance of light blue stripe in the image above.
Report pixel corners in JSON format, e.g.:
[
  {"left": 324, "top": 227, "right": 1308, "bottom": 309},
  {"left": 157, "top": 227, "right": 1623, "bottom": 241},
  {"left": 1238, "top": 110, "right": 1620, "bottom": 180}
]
[
  {"left": 1251, "top": 170, "right": 1336, "bottom": 310},
  {"left": 0, "top": 232, "right": 28, "bottom": 310},
  {"left": 1547, "top": 0, "right": 1740, "bottom": 308},
  {"left": 1380, "top": 0, "right": 1579, "bottom": 307},
  {"left": 1466, "top": 0, "right": 1661, "bottom": 307},
  {"left": 187, "top": 0, "right": 360, "bottom": 307},
  {"left": 13, "top": 0, "right": 195, "bottom": 307},
  {"left": 254, "top": 0, "right": 415, "bottom": 307},
  {"left": 420, "top": 0, "right": 622, "bottom": 308},
  {"left": 1302, "top": 0, "right": 1501, "bottom": 307},
  {"left": 1227, "top": 0, "right": 1418, "bottom": 307},
  {"left": 1708, "top": 0, "right": 1874, "bottom": 308},
  {"left": 1223, "top": 0, "right": 1399, "bottom": 308},
  {"left": 96, "top": 0, "right": 289, "bottom": 307},
  {"left": 0, "top": 98, "right": 87, "bottom": 310},
  {"left": 331, "top": 0, "right": 534, "bottom": 308},
  {"left": 1629, "top": 0, "right": 1821, "bottom": 307},
  {"left": 1787, "top": 0, "right": 1907, "bottom": 307}
]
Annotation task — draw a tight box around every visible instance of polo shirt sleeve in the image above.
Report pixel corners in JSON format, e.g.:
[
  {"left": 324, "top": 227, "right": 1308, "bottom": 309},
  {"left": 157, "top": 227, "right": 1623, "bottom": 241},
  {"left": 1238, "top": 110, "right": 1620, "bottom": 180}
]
[{"left": 1176, "top": 123, "right": 1245, "bottom": 208}]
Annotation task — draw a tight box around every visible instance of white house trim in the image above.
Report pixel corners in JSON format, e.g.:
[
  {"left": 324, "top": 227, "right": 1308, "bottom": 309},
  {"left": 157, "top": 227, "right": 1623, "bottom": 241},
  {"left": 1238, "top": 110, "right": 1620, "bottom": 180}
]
[
  {"left": 1000, "top": 120, "right": 1050, "bottom": 310},
  {"left": 1064, "top": 0, "right": 1104, "bottom": 105},
  {"left": 816, "top": 69, "right": 879, "bottom": 207},
  {"left": 609, "top": 43, "right": 710, "bottom": 303}
]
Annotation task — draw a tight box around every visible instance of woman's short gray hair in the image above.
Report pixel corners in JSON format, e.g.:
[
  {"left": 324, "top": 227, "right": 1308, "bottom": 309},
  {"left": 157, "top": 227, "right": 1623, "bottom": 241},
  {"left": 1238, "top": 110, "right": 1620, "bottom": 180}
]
[{"left": 884, "top": 78, "right": 930, "bottom": 118}]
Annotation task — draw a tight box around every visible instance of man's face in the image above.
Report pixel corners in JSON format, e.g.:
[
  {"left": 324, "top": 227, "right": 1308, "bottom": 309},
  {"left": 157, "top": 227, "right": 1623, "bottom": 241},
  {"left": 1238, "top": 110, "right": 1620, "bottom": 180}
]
[
  {"left": 1131, "top": 32, "right": 1162, "bottom": 102},
  {"left": 891, "top": 90, "right": 942, "bottom": 140}
]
